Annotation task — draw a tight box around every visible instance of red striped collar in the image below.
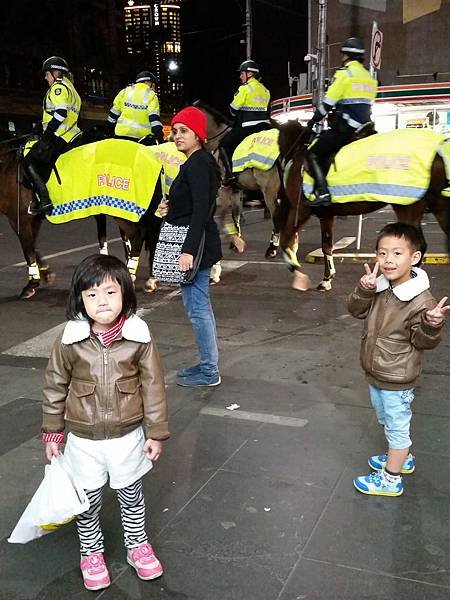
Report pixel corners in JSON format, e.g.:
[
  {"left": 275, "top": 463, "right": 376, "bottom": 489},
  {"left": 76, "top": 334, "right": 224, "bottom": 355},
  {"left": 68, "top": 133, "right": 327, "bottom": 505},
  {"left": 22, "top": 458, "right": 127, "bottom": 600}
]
[{"left": 92, "top": 313, "right": 126, "bottom": 347}]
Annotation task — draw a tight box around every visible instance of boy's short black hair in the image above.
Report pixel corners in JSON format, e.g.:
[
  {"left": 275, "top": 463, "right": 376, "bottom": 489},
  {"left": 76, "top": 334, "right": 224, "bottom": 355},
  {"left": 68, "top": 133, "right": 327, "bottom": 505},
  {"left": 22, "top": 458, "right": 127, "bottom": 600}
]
[
  {"left": 376, "top": 223, "right": 422, "bottom": 252},
  {"left": 66, "top": 254, "right": 137, "bottom": 322}
]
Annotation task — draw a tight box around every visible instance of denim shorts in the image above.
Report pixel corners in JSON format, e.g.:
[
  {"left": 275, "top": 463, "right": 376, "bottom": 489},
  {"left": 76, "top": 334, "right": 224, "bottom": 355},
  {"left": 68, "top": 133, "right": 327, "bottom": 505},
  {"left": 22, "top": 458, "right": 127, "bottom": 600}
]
[{"left": 369, "top": 385, "right": 415, "bottom": 450}]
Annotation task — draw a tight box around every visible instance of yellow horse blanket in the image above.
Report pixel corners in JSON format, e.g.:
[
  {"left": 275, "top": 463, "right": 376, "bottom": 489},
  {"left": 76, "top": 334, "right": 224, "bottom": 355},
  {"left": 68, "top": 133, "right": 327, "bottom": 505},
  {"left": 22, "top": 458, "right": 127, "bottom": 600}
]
[
  {"left": 146, "top": 142, "right": 186, "bottom": 197},
  {"left": 232, "top": 129, "right": 279, "bottom": 173},
  {"left": 46, "top": 139, "right": 163, "bottom": 224},
  {"left": 303, "top": 129, "right": 450, "bottom": 205}
]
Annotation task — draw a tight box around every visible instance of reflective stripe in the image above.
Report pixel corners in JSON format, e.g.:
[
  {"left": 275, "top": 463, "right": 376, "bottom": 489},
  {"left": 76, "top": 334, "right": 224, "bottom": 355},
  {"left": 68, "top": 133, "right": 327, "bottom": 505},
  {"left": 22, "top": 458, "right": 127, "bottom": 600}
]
[
  {"left": 339, "top": 97, "right": 373, "bottom": 105},
  {"left": 28, "top": 263, "right": 40, "bottom": 280},
  {"left": 233, "top": 152, "right": 275, "bottom": 167},
  {"left": 242, "top": 119, "right": 270, "bottom": 127},
  {"left": 150, "top": 118, "right": 163, "bottom": 128},
  {"left": 110, "top": 107, "right": 121, "bottom": 116},
  {"left": 341, "top": 114, "right": 363, "bottom": 128},
  {"left": 304, "top": 181, "right": 427, "bottom": 200},
  {"left": 117, "top": 119, "right": 152, "bottom": 131},
  {"left": 127, "top": 257, "right": 140, "bottom": 275}
]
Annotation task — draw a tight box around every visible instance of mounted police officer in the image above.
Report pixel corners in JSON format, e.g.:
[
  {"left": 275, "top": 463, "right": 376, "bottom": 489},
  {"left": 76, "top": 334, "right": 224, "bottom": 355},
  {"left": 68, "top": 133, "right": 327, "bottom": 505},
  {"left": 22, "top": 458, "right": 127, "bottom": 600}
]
[
  {"left": 219, "top": 60, "right": 271, "bottom": 186},
  {"left": 23, "top": 56, "right": 81, "bottom": 215},
  {"left": 107, "top": 70, "right": 164, "bottom": 145},
  {"left": 306, "top": 37, "right": 378, "bottom": 206}
]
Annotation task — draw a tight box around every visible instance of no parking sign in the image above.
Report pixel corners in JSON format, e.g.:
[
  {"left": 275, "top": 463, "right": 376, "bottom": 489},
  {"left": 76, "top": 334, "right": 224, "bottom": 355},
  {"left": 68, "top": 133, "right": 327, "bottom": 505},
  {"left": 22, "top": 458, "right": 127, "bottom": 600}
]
[{"left": 370, "top": 28, "right": 383, "bottom": 71}]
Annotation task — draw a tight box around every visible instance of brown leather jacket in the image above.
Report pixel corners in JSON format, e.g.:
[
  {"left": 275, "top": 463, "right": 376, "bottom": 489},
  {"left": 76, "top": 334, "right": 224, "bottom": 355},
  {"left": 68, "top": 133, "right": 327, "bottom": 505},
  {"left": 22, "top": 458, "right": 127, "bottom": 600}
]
[
  {"left": 42, "top": 315, "right": 169, "bottom": 441},
  {"left": 348, "top": 268, "right": 444, "bottom": 390}
]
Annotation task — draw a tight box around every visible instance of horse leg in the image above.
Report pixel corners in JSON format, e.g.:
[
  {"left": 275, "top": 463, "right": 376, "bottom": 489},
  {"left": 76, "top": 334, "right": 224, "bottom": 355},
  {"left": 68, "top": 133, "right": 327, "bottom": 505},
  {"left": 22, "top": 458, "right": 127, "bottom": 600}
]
[
  {"left": 8, "top": 214, "right": 41, "bottom": 299},
  {"left": 114, "top": 219, "right": 143, "bottom": 282},
  {"left": 144, "top": 213, "right": 162, "bottom": 293},
  {"left": 30, "top": 215, "right": 56, "bottom": 285},
  {"left": 217, "top": 185, "right": 246, "bottom": 253},
  {"left": 94, "top": 214, "right": 108, "bottom": 254},
  {"left": 254, "top": 169, "right": 281, "bottom": 259},
  {"left": 317, "top": 215, "right": 336, "bottom": 291},
  {"left": 279, "top": 203, "right": 312, "bottom": 291}
]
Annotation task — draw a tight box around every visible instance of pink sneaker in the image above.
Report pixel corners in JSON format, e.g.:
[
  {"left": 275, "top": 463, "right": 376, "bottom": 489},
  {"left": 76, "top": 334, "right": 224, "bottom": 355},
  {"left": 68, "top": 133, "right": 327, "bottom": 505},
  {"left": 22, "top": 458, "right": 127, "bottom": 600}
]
[
  {"left": 127, "top": 543, "right": 163, "bottom": 580},
  {"left": 80, "top": 552, "right": 111, "bottom": 591}
]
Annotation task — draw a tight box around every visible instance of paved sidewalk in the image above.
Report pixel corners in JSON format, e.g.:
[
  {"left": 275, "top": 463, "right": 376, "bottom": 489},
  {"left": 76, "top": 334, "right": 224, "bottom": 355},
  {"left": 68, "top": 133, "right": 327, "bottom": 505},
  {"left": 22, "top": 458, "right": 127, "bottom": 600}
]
[{"left": 0, "top": 210, "right": 449, "bottom": 599}]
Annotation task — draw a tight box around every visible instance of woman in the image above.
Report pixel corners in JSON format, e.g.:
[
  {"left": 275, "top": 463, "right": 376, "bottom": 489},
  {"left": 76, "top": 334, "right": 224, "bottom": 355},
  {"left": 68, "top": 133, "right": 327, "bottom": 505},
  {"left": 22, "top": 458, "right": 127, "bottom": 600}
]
[{"left": 157, "top": 106, "right": 222, "bottom": 387}]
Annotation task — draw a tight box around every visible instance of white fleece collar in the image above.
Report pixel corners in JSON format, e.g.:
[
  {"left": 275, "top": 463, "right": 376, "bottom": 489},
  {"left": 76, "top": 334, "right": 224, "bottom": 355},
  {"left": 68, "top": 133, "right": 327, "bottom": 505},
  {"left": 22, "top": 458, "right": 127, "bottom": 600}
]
[
  {"left": 62, "top": 314, "right": 151, "bottom": 345},
  {"left": 375, "top": 267, "right": 430, "bottom": 301}
]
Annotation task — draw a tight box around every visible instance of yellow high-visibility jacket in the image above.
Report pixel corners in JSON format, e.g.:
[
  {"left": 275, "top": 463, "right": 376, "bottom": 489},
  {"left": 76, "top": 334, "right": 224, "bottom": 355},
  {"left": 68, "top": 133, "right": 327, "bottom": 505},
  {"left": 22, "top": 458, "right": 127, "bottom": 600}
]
[
  {"left": 42, "top": 76, "right": 81, "bottom": 142},
  {"left": 312, "top": 60, "right": 377, "bottom": 129},
  {"left": 230, "top": 77, "right": 271, "bottom": 128},
  {"left": 108, "top": 83, "right": 163, "bottom": 140}
]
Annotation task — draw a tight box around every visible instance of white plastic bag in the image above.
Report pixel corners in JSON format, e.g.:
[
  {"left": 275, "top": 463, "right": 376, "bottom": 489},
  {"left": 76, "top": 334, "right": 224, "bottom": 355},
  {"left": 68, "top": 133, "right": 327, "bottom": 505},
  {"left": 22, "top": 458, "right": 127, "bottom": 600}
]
[{"left": 8, "top": 453, "right": 90, "bottom": 544}]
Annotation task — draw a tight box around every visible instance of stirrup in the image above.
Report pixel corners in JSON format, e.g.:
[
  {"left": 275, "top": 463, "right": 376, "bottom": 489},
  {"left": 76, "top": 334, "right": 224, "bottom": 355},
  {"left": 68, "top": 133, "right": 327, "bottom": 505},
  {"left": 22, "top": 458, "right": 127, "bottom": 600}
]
[
  {"left": 28, "top": 199, "right": 53, "bottom": 216},
  {"left": 222, "top": 174, "right": 237, "bottom": 187}
]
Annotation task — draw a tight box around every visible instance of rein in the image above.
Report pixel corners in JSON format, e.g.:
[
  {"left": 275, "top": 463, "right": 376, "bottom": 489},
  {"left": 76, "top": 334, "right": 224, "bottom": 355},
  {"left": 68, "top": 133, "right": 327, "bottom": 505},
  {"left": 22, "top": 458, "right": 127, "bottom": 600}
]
[
  {"left": 0, "top": 132, "right": 32, "bottom": 147},
  {"left": 281, "top": 128, "right": 314, "bottom": 168},
  {"left": 207, "top": 125, "right": 232, "bottom": 142}
]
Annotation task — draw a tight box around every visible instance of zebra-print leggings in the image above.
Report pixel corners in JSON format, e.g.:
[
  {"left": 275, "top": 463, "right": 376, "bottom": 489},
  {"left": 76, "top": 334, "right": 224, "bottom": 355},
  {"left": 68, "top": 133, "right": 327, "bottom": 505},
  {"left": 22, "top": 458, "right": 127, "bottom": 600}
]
[{"left": 76, "top": 478, "right": 148, "bottom": 557}]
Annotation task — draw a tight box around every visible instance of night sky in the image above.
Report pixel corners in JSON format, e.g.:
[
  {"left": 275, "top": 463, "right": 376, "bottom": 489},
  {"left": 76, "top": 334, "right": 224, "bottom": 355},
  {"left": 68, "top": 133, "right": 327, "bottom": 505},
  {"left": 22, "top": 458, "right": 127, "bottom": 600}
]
[
  {"left": 0, "top": 0, "right": 308, "bottom": 111},
  {"left": 181, "top": 0, "right": 308, "bottom": 111}
]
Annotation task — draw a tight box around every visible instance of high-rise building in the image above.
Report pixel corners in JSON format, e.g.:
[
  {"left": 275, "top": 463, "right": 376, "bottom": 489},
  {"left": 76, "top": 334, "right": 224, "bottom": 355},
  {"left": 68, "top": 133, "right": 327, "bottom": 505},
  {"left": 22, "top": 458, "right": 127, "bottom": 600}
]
[{"left": 123, "top": 0, "right": 184, "bottom": 114}]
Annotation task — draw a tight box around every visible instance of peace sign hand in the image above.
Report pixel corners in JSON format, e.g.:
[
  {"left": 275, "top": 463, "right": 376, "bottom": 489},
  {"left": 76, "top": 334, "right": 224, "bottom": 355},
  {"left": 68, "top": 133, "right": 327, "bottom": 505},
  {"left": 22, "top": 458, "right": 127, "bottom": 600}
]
[
  {"left": 425, "top": 296, "right": 450, "bottom": 327},
  {"left": 360, "top": 262, "right": 379, "bottom": 290}
]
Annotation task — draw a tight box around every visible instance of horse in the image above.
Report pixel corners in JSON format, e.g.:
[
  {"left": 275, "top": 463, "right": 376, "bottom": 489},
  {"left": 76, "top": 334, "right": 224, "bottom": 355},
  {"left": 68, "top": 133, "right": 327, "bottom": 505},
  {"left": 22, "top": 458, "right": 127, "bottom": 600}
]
[
  {"left": 194, "top": 101, "right": 300, "bottom": 260},
  {"left": 0, "top": 133, "right": 163, "bottom": 299},
  {"left": 276, "top": 122, "right": 450, "bottom": 291}
]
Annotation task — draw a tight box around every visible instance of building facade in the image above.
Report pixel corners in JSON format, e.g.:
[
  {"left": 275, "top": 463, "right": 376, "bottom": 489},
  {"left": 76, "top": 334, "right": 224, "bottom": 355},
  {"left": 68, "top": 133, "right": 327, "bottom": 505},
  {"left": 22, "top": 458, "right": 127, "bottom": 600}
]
[
  {"left": 271, "top": 1, "right": 450, "bottom": 134},
  {"left": 123, "top": 0, "right": 184, "bottom": 113}
]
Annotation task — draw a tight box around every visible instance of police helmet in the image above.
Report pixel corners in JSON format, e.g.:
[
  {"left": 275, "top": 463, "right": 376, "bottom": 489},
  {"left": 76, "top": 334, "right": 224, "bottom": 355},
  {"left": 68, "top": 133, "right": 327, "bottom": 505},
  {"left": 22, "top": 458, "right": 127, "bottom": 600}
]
[
  {"left": 237, "top": 60, "right": 260, "bottom": 73},
  {"left": 340, "top": 37, "right": 365, "bottom": 55},
  {"left": 42, "top": 56, "right": 70, "bottom": 73},
  {"left": 135, "top": 70, "right": 158, "bottom": 84}
]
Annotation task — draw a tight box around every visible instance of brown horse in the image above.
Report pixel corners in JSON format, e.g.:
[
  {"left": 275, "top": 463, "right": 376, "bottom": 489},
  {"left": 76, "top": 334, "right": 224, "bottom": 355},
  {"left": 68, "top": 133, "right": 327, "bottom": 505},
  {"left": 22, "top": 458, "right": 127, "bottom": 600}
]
[
  {"left": 195, "top": 101, "right": 300, "bottom": 259},
  {"left": 0, "top": 138, "right": 162, "bottom": 299},
  {"left": 276, "top": 122, "right": 450, "bottom": 291}
]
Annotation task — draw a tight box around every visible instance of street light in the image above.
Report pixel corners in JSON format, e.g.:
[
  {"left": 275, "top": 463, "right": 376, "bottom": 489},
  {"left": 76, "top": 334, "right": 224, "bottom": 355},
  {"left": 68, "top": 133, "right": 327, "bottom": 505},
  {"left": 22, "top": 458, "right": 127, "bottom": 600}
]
[{"left": 168, "top": 60, "right": 179, "bottom": 72}]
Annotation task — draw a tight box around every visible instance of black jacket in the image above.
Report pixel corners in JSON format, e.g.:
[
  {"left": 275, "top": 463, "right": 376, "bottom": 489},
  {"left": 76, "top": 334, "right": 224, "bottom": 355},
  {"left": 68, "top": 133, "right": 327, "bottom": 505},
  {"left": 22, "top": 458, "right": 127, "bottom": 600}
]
[{"left": 166, "top": 148, "right": 222, "bottom": 269}]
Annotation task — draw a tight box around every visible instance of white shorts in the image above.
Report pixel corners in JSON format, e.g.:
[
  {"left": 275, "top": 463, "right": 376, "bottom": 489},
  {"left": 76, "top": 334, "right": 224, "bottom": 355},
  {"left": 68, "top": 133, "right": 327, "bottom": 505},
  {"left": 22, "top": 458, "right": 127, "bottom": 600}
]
[{"left": 63, "top": 427, "right": 153, "bottom": 490}]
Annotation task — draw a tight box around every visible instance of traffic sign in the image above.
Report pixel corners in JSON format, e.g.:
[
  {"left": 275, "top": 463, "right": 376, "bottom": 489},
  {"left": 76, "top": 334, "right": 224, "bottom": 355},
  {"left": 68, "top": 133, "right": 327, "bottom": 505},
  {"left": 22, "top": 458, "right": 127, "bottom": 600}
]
[{"left": 370, "top": 28, "right": 383, "bottom": 70}]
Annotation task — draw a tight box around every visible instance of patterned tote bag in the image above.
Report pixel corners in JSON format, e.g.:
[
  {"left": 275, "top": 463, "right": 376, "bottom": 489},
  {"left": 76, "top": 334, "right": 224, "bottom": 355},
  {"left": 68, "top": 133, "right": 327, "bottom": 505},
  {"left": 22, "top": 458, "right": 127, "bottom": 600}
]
[{"left": 152, "top": 221, "right": 206, "bottom": 284}]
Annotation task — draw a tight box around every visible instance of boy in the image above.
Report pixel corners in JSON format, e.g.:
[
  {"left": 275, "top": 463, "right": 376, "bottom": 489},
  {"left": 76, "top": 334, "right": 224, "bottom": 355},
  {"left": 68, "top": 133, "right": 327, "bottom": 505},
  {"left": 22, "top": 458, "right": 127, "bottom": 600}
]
[{"left": 348, "top": 223, "right": 448, "bottom": 496}]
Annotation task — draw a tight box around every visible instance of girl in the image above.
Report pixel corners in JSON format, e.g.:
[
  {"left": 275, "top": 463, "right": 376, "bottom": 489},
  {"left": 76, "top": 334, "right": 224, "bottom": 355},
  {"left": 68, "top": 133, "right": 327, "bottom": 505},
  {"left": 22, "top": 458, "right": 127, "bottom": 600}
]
[
  {"left": 157, "top": 106, "right": 222, "bottom": 387},
  {"left": 42, "top": 254, "right": 169, "bottom": 591}
]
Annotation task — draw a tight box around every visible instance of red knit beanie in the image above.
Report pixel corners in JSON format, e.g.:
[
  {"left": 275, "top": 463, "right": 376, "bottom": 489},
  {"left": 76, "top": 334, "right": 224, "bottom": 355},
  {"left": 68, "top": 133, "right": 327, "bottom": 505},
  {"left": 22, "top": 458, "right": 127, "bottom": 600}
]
[{"left": 171, "top": 106, "right": 207, "bottom": 142}]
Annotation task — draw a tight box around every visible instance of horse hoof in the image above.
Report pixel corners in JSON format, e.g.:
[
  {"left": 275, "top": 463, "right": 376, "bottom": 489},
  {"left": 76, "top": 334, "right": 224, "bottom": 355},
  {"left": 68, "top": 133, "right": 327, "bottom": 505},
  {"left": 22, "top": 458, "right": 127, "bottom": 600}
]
[
  {"left": 291, "top": 271, "right": 311, "bottom": 291},
  {"left": 265, "top": 245, "right": 278, "bottom": 259},
  {"left": 210, "top": 263, "right": 222, "bottom": 284},
  {"left": 317, "top": 280, "right": 332, "bottom": 291},
  {"left": 231, "top": 236, "right": 246, "bottom": 254},
  {"left": 19, "top": 282, "right": 39, "bottom": 299},
  {"left": 144, "top": 277, "right": 158, "bottom": 293},
  {"left": 42, "top": 270, "right": 56, "bottom": 285}
]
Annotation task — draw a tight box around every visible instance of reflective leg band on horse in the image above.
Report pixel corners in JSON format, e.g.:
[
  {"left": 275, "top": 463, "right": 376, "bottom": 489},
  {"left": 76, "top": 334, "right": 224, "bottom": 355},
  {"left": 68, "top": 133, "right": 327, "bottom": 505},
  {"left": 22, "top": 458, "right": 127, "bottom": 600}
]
[
  {"left": 224, "top": 223, "right": 239, "bottom": 236},
  {"left": 324, "top": 254, "right": 336, "bottom": 280},
  {"left": 127, "top": 256, "right": 140, "bottom": 281},
  {"left": 28, "top": 262, "right": 40, "bottom": 281},
  {"left": 270, "top": 232, "right": 280, "bottom": 247},
  {"left": 283, "top": 247, "right": 301, "bottom": 270}
]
